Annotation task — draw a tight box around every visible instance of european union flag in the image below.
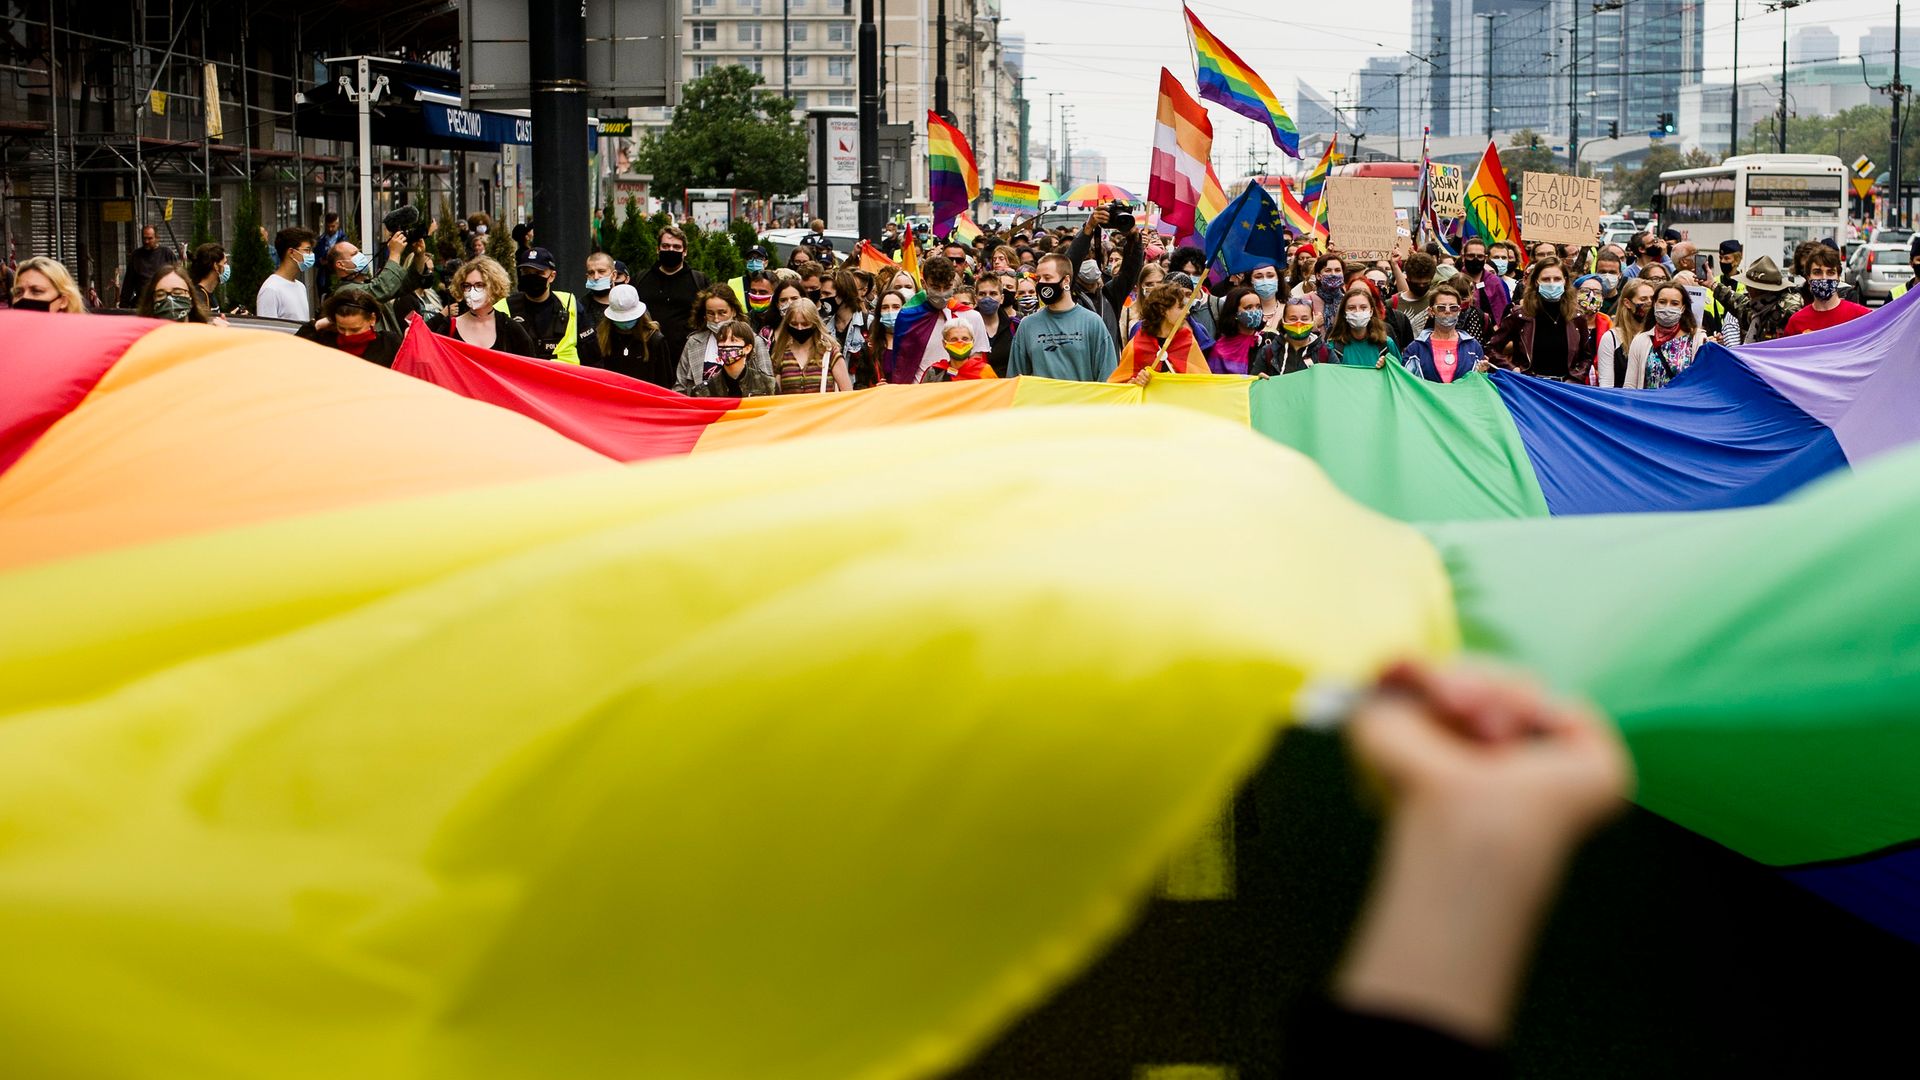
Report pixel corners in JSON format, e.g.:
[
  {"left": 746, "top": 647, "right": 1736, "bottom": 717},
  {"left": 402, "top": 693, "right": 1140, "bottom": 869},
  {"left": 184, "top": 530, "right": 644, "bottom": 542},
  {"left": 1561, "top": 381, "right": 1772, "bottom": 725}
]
[{"left": 1203, "top": 183, "right": 1289, "bottom": 276}]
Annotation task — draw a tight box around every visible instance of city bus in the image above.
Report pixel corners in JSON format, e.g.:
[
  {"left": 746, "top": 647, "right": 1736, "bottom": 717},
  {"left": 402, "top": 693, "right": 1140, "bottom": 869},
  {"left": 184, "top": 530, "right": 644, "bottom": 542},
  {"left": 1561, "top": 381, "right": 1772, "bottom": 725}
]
[{"left": 1657, "top": 154, "right": 1847, "bottom": 273}]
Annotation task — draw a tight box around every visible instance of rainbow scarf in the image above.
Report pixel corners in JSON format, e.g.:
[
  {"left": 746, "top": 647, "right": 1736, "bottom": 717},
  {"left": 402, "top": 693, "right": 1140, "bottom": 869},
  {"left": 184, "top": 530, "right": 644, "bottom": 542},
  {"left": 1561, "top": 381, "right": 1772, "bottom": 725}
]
[
  {"left": 1184, "top": 5, "right": 1299, "bottom": 157},
  {"left": 927, "top": 111, "right": 981, "bottom": 237},
  {"left": 1110, "top": 324, "right": 1210, "bottom": 382}
]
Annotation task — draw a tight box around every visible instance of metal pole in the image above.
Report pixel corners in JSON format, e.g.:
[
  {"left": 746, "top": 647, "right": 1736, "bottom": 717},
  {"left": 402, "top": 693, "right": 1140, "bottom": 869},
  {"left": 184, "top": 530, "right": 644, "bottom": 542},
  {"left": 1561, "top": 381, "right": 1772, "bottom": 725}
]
[
  {"left": 49, "top": 0, "right": 61, "bottom": 261},
  {"left": 1894, "top": 0, "right": 1905, "bottom": 227},
  {"left": 529, "top": 0, "right": 588, "bottom": 285},
  {"left": 859, "top": 0, "right": 883, "bottom": 240},
  {"left": 935, "top": 0, "right": 950, "bottom": 122},
  {"left": 1482, "top": 14, "right": 1495, "bottom": 141},
  {"left": 1569, "top": 5, "right": 1579, "bottom": 171},
  {"left": 356, "top": 58, "right": 375, "bottom": 247},
  {"left": 1778, "top": 4, "right": 1789, "bottom": 154},
  {"left": 1046, "top": 90, "right": 1060, "bottom": 184},
  {"left": 1731, "top": 0, "right": 1740, "bottom": 156},
  {"left": 295, "top": 18, "right": 303, "bottom": 226},
  {"left": 783, "top": 0, "right": 791, "bottom": 98},
  {"left": 992, "top": 16, "right": 1001, "bottom": 186},
  {"left": 878, "top": 0, "right": 887, "bottom": 122}
]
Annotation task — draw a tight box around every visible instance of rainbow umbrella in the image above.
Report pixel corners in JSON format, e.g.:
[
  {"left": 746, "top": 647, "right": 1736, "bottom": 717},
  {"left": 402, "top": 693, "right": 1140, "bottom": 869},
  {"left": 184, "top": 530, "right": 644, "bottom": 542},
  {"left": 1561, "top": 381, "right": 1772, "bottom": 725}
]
[
  {"left": 1038, "top": 180, "right": 1062, "bottom": 204},
  {"left": 1059, "top": 182, "right": 1136, "bottom": 207}
]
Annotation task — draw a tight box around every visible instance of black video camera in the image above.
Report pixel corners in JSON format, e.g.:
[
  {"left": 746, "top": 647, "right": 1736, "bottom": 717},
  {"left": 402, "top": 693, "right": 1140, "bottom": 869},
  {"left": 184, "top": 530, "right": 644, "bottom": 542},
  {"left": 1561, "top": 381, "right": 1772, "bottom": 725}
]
[{"left": 1104, "top": 200, "right": 1135, "bottom": 234}]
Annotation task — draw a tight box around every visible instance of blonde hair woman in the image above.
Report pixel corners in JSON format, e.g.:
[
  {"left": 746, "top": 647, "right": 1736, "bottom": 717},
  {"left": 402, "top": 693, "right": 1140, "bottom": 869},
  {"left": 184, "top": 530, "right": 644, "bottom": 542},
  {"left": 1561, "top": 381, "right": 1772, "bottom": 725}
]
[
  {"left": 11, "top": 256, "right": 87, "bottom": 313},
  {"left": 769, "top": 296, "right": 852, "bottom": 394},
  {"left": 425, "top": 255, "right": 539, "bottom": 356},
  {"left": 1593, "top": 279, "right": 1655, "bottom": 388}
]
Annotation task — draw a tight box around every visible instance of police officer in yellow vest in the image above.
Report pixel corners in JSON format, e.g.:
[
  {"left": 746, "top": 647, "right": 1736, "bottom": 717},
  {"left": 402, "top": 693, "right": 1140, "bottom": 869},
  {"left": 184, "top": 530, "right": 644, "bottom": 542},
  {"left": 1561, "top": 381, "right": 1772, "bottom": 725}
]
[
  {"left": 1891, "top": 237, "right": 1920, "bottom": 301},
  {"left": 496, "top": 247, "right": 580, "bottom": 364}
]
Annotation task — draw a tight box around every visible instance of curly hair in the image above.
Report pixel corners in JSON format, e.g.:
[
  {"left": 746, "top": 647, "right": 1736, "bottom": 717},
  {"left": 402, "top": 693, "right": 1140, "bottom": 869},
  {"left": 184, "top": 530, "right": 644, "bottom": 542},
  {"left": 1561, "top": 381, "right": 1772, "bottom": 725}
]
[
  {"left": 1136, "top": 281, "right": 1191, "bottom": 338},
  {"left": 690, "top": 282, "right": 743, "bottom": 331},
  {"left": 453, "top": 256, "right": 513, "bottom": 306}
]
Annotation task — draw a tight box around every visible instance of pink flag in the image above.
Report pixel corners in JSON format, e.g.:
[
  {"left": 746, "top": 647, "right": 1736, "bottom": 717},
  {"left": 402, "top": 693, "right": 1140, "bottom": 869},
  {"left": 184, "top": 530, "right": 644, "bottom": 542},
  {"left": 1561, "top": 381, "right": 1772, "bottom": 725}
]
[{"left": 1148, "top": 68, "right": 1215, "bottom": 238}]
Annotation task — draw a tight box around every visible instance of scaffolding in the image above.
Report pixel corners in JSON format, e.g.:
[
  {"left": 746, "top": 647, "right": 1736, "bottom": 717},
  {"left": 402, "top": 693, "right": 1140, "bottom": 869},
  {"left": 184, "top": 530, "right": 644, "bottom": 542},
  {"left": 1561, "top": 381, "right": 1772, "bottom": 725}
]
[{"left": 2, "top": 1, "right": 486, "bottom": 306}]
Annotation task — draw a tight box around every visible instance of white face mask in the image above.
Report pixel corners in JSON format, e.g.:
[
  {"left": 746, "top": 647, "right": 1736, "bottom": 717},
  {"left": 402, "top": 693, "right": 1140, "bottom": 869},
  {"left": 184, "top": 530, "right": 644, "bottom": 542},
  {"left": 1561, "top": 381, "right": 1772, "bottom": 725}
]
[
  {"left": 463, "top": 286, "right": 488, "bottom": 309},
  {"left": 1344, "top": 310, "right": 1372, "bottom": 329}
]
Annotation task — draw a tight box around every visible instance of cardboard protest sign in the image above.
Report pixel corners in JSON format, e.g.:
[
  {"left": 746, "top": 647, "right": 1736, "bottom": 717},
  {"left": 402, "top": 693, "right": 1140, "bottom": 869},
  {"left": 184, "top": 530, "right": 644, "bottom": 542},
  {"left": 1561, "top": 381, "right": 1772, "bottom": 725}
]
[
  {"left": 1428, "top": 163, "right": 1465, "bottom": 218},
  {"left": 1326, "top": 177, "right": 1398, "bottom": 260},
  {"left": 1522, "top": 171, "right": 1604, "bottom": 246}
]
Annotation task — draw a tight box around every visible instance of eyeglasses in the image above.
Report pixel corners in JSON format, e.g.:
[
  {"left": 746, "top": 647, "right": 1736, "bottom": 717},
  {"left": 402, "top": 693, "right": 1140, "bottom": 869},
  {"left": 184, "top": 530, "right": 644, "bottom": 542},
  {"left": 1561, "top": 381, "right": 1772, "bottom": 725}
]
[
  {"left": 1430, "top": 304, "right": 1462, "bottom": 314},
  {"left": 155, "top": 288, "right": 192, "bottom": 301}
]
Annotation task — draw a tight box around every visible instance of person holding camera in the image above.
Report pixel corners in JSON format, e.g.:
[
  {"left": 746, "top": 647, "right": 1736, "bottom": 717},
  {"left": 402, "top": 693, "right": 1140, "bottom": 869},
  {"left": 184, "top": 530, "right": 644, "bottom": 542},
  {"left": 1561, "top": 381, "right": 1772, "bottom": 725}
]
[
  {"left": 1067, "top": 201, "right": 1144, "bottom": 351},
  {"left": 314, "top": 205, "right": 427, "bottom": 338}
]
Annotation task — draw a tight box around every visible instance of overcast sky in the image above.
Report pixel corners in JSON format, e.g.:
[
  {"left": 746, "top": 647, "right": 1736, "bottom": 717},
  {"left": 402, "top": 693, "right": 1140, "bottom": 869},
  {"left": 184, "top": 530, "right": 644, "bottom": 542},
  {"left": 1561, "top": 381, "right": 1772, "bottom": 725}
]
[{"left": 1003, "top": 0, "right": 1909, "bottom": 187}]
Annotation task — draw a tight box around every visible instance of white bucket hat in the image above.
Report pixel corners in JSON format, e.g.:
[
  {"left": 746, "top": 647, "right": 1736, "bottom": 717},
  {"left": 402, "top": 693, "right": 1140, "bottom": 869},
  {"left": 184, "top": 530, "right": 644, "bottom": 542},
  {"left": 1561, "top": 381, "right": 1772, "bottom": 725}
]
[{"left": 607, "top": 284, "right": 646, "bottom": 322}]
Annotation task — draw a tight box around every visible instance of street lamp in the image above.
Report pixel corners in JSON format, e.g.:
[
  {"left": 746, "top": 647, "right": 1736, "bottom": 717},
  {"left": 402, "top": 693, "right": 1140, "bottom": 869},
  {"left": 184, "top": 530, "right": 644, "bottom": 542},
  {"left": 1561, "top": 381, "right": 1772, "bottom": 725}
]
[
  {"left": 1479, "top": 12, "right": 1497, "bottom": 141},
  {"left": 1764, "top": 0, "right": 1809, "bottom": 155}
]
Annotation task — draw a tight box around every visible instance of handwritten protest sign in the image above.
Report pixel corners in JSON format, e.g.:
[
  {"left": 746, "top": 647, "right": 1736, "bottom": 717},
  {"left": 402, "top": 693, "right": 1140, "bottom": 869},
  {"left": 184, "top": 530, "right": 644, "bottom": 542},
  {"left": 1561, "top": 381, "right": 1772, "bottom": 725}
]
[
  {"left": 1428, "top": 163, "right": 1465, "bottom": 218},
  {"left": 1326, "top": 177, "right": 1398, "bottom": 260},
  {"left": 1522, "top": 171, "right": 1604, "bottom": 246}
]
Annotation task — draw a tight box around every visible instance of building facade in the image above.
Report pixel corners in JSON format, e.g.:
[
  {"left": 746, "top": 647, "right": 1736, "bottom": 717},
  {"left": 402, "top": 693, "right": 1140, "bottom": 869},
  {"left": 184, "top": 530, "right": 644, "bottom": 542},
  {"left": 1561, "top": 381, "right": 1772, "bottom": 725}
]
[{"left": 1678, "top": 61, "right": 1920, "bottom": 157}]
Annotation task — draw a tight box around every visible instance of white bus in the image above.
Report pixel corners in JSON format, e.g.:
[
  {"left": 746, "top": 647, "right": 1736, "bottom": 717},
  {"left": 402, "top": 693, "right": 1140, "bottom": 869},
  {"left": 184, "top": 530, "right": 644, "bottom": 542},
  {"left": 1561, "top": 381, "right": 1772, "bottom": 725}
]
[{"left": 1657, "top": 154, "right": 1847, "bottom": 273}]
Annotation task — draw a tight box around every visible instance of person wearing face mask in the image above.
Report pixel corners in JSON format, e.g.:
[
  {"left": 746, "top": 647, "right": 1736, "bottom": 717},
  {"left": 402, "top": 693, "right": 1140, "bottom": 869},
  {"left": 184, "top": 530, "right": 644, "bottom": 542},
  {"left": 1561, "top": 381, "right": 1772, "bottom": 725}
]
[
  {"left": 687, "top": 319, "right": 778, "bottom": 398},
  {"left": 744, "top": 246, "right": 771, "bottom": 276},
  {"left": 8, "top": 256, "right": 87, "bottom": 314},
  {"left": 922, "top": 321, "right": 1000, "bottom": 382},
  {"left": 1385, "top": 253, "right": 1438, "bottom": 347},
  {"left": 1713, "top": 255, "right": 1800, "bottom": 345},
  {"left": 883, "top": 256, "right": 991, "bottom": 383},
  {"left": 321, "top": 227, "right": 425, "bottom": 337},
  {"left": 1324, "top": 285, "right": 1403, "bottom": 368},
  {"left": 136, "top": 268, "right": 217, "bottom": 325},
  {"left": 577, "top": 284, "right": 672, "bottom": 387},
  {"left": 675, "top": 285, "right": 772, "bottom": 393},
  {"left": 1247, "top": 261, "right": 1287, "bottom": 331},
  {"left": 744, "top": 271, "right": 781, "bottom": 341},
  {"left": 583, "top": 253, "right": 618, "bottom": 314},
  {"left": 1454, "top": 238, "right": 1512, "bottom": 330},
  {"left": 858, "top": 289, "right": 909, "bottom": 386},
  {"left": 493, "top": 247, "right": 580, "bottom": 363},
  {"left": 1013, "top": 275, "right": 1041, "bottom": 318},
  {"left": 1399, "top": 281, "right": 1486, "bottom": 383},
  {"left": 426, "top": 256, "right": 540, "bottom": 357},
  {"left": 769, "top": 297, "right": 853, "bottom": 394},
  {"left": 1006, "top": 253, "right": 1121, "bottom": 381},
  {"left": 1783, "top": 245, "right": 1869, "bottom": 336},
  {"left": 1572, "top": 275, "right": 1613, "bottom": 386},
  {"left": 1067, "top": 204, "right": 1145, "bottom": 349},
  {"left": 1486, "top": 258, "right": 1595, "bottom": 381},
  {"left": 1488, "top": 242, "right": 1522, "bottom": 291},
  {"left": 819, "top": 269, "right": 872, "bottom": 362},
  {"left": 1288, "top": 244, "right": 1320, "bottom": 298},
  {"left": 1591, "top": 250, "right": 1626, "bottom": 316},
  {"left": 1303, "top": 253, "right": 1350, "bottom": 334},
  {"left": 971, "top": 273, "right": 1016, "bottom": 373},
  {"left": 186, "top": 243, "right": 232, "bottom": 322},
  {"left": 1623, "top": 283, "right": 1709, "bottom": 390},
  {"left": 1249, "top": 296, "right": 1324, "bottom": 376},
  {"left": 635, "top": 226, "right": 710, "bottom": 372},
  {"left": 1204, "top": 286, "right": 1272, "bottom": 376},
  {"left": 296, "top": 286, "right": 402, "bottom": 367},
  {"left": 1593, "top": 280, "right": 1655, "bottom": 388},
  {"left": 254, "top": 227, "right": 318, "bottom": 321}
]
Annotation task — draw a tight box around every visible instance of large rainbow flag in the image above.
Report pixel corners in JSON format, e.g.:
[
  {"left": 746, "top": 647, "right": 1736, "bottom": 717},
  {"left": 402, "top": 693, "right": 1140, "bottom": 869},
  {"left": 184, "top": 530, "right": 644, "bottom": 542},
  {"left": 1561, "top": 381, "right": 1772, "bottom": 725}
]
[
  {"left": 1148, "top": 67, "right": 1215, "bottom": 239},
  {"left": 927, "top": 110, "right": 980, "bottom": 237},
  {"left": 1183, "top": 5, "right": 1299, "bottom": 157},
  {"left": 3, "top": 294, "right": 1920, "bottom": 1075},
  {"left": 1465, "top": 138, "right": 1522, "bottom": 257},
  {"left": 1300, "top": 137, "right": 1337, "bottom": 215}
]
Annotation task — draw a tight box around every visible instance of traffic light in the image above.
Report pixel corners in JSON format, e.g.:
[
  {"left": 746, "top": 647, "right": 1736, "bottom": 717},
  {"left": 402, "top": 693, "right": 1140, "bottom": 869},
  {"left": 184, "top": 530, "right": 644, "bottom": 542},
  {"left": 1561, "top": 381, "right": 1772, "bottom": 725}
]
[
  {"left": 1659, "top": 112, "right": 1676, "bottom": 134},
  {"left": 1608, "top": 120, "right": 1620, "bottom": 139}
]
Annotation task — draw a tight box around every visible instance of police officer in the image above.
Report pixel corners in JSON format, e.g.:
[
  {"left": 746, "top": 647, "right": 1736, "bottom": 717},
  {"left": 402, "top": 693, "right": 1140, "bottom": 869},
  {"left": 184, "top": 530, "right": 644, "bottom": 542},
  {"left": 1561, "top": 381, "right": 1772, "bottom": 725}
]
[{"left": 496, "top": 247, "right": 580, "bottom": 364}]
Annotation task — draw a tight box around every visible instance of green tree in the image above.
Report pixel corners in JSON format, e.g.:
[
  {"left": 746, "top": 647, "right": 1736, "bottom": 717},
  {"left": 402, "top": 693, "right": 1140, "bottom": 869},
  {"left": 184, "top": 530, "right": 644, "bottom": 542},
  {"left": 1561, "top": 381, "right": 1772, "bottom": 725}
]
[
  {"left": 1502, "top": 130, "right": 1560, "bottom": 206},
  {"left": 696, "top": 229, "right": 744, "bottom": 283},
  {"left": 633, "top": 66, "right": 807, "bottom": 201},
  {"left": 190, "top": 192, "right": 217, "bottom": 251},
  {"left": 228, "top": 185, "right": 274, "bottom": 315},
  {"left": 1611, "top": 145, "right": 1717, "bottom": 210},
  {"left": 430, "top": 197, "right": 464, "bottom": 263},
  {"left": 610, "top": 195, "right": 648, "bottom": 270},
  {"left": 729, "top": 216, "right": 760, "bottom": 262},
  {"left": 1748, "top": 103, "right": 1918, "bottom": 188}
]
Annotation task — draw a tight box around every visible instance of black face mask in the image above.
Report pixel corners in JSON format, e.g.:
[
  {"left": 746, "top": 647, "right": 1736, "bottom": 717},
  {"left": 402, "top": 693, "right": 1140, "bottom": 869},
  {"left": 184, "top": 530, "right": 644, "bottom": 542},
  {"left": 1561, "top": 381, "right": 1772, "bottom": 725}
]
[
  {"left": 1460, "top": 257, "right": 1486, "bottom": 276},
  {"left": 803, "top": 289, "right": 822, "bottom": 302},
  {"left": 518, "top": 272, "right": 549, "bottom": 298},
  {"left": 817, "top": 297, "right": 838, "bottom": 320},
  {"left": 1035, "top": 280, "right": 1066, "bottom": 306},
  {"left": 655, "top": 248, "right": 684, "bottom": 271},
  {"left": 786, "top": 323, "right": 818, "bottom": 342},
  {"left": 10, "top": 297, "right": 53, "bottom": 312}
]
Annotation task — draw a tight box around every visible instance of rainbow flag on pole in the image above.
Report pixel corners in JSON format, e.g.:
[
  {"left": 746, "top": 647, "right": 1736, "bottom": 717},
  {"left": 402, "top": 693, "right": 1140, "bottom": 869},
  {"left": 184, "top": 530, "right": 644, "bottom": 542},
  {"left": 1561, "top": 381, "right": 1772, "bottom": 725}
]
[
  {"left": 1274, "top": 177, "right": 1326, "bottom": 244},
  {"left": 1464, "top": 139, "right": 1521, "bottom": 260},
  {"left": 927, "top": 111, "right": 981, "bottom": 237},
  {"left": 1183, "top": 5, "right": 1300, "bottom": 158},
  {"left": 949, "top": 211, "right": 983, "bottom": 246},
  {"left": 991, "top": 179, "right": 1041, "bottom": 215},
  {"left": 1300, "top": 139, "right": 1337, "bottom": 215}
]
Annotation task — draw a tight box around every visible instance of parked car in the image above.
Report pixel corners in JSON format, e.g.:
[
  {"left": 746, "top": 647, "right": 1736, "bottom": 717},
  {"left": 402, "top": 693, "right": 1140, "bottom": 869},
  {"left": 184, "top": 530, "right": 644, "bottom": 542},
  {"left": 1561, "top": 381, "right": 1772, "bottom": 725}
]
[{"left": 1845, "top": 241, "right": 1914, "bottom": 306}]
